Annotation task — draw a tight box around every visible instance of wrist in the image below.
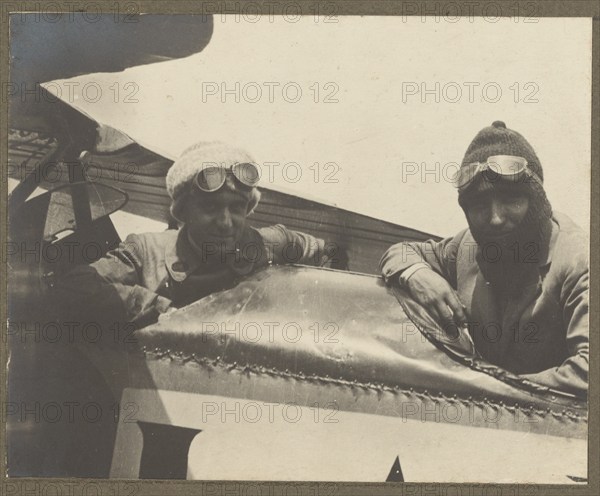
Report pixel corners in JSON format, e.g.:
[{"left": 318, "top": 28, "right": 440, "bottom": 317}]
[{"left": 398, "top": 262, "right": 432, "bottom": 287}]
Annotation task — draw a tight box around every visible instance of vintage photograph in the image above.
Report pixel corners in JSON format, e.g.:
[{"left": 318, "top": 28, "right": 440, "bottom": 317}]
[{"left": 5, "top": 6, "right": 591, "bottom": 486}]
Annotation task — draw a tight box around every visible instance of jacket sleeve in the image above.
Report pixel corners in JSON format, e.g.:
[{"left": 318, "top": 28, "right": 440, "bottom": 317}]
[
  {"left": 55, "top": 233, "right": 172, "bottom": 328},
  {"left": 379, "top": 230, "right": 468, "bottom": 287},
  {"left": 257, "top": 224, "right": 326, "bottom": 266},
  {"left": 520, "top": 263, "right": 589, "bottom": 397}
]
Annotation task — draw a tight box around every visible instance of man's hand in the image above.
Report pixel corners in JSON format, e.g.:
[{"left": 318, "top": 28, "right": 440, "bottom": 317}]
[
  {"left": 157, "top": 304, "right": 177, "bottom": 321},
  {"left": 404, "top": 268, "right": 468, "bottom": 331}
]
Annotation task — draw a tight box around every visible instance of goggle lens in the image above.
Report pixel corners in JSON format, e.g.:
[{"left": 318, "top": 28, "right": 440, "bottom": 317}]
[
  {"left": 195, "top": 167, "right": 227, "bottom": 192},
  {"left": 232, "top": 162, "right": 260, "bottom": 187}
]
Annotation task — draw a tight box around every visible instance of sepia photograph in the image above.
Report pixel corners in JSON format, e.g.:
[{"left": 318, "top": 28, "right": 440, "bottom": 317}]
[{"left": 3, "top": 2, "right": 594, "bottom": 491}]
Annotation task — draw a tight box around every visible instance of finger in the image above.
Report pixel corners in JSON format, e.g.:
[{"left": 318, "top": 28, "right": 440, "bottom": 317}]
[
  {"left": 423, "top": 302, "right": 447, "bottom": 341},
  {"left": 445, "top": 291, "right": 468, "bottom": 325},
  {"left": 434, "top": 301, "right": 459, "bottom": 338}
]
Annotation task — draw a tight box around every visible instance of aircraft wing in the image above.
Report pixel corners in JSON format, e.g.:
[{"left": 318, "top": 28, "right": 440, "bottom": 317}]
[{"left": 10, "top": 14, "right": 213, "bottom": 84}]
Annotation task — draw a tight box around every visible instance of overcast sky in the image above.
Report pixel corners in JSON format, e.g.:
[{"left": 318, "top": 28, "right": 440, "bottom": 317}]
[{"left": 44, "top": 15, "right": 592, "bottom": 237}]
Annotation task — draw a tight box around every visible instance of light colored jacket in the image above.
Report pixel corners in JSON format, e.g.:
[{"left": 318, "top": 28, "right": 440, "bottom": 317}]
[{"left": 379, "top": 212, "right": 588, "bottom": 396}]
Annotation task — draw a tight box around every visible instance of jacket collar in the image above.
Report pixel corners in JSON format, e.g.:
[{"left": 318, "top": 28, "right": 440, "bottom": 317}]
[{"left": 165, "top": 227, "right": 204, "bottom": 283}]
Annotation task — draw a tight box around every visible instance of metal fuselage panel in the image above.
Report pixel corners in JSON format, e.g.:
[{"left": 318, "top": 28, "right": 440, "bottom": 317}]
[{"left": 107, "top": 265, "right": 587, "bottom": 481}]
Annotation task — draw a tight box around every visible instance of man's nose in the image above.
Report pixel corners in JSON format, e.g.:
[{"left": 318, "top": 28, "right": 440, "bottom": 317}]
[
  {"left": 488, "top": 200, "right": 506, "bottom": 226},
  {"left": 215, "top": 208, "right": 234, "bottom": 232}
]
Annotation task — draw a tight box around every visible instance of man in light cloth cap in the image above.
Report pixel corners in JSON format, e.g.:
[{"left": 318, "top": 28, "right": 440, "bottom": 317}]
[
  {"left": 380, "top": 121, "right": 588, "bottom": 397},
  {"left": 57, "top": 141, "right": 328, "bottom": 329}
]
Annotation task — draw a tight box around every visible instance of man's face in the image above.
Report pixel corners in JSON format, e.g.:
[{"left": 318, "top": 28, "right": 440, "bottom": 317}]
[
  {"left": 182, "top": 187, "right": 250, "bottom": 253},
  {"left": 462, "top": 184, "right": 530, "bottom": 241}
]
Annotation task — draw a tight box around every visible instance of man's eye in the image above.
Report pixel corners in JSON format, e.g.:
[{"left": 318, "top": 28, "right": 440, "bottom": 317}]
[
  {"left": 505, "top": 193, "right": 525, "bottom": 204},
  {"left": 466, "top": 198, "right": 486, "bottom": 210}
]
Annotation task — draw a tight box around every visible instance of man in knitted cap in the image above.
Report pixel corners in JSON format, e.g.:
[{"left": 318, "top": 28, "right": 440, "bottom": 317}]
[
  {"left": 47, "top": 141, "right": 330, "bottom": 473},
  {"left": 380, "top": 121, "right": 588, "bottom": 396},
  {"left": 56, "top": 141, "right": 328, "bottom": 328}
]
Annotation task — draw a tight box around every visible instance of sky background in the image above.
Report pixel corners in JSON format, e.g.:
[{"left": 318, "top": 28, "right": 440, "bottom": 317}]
[{"left": 44, "top": 15, "right": 592, "bottom": 237}]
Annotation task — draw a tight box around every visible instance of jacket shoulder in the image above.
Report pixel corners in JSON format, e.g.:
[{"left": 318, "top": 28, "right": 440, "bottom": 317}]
[
  {"left": 554, "top": 212, "right": 587, "bottom": 238},
  {"left": 121, "top": 230, "right": 178, "bottom": 257},
  {"left": 123, "top": 230, "right": 177, "bottom": 243},
  {"left": 552, "top": 212, "right": 588, "bottom": 278}
]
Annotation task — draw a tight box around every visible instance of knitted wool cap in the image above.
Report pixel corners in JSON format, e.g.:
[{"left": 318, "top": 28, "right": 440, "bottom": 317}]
[
  {"left": 166, "top": 140, "right": 257, "bottom": 201},
  {"left": 458, "top": 121, "right": 543, "bottom": 201},
  {"left": 462, "top": 121, "right": 543, "bottom": 178},
  {"left": 166, "top": 141, "right": 261, "bottom": 223}
]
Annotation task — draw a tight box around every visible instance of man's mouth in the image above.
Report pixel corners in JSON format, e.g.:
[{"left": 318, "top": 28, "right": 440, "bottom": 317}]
[
  {"left": 207, "top": 234, "right": 235, "bottom": 241},
  {"left": 481, "top": 230, "right": 513, "bottom": 239}
]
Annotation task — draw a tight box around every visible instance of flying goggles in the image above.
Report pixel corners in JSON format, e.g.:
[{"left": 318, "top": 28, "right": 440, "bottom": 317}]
[
  {"left": 193, "top": 162, "right": 260, "bottom": 192},
  {"left": 453, "top": 155, "right": 541, "bottom": 193}
]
